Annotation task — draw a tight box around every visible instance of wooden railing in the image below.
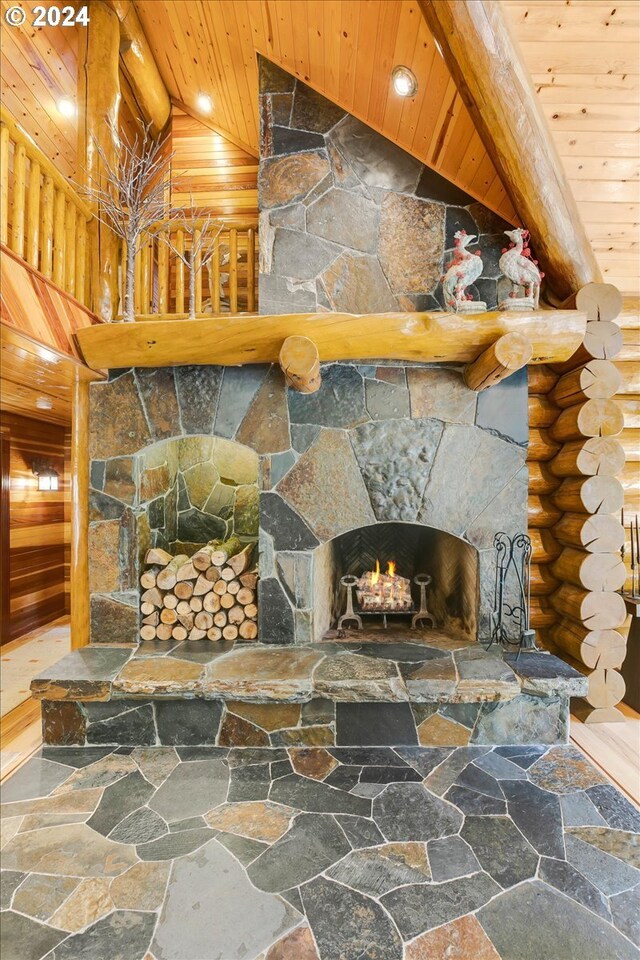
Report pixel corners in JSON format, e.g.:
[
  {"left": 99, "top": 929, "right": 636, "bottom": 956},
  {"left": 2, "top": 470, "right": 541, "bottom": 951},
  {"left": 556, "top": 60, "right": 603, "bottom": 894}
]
[
  {"left": 127, "top": 219, "right": 259, "bottom": 318},
  {"left": 0, "top": 107, "right": 93, "bottom": 307}
]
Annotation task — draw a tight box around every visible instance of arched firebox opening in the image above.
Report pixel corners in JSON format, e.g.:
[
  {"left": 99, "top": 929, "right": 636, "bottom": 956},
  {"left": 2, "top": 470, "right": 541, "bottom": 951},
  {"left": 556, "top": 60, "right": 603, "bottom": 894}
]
[{"left": 312, "top": 522, "right": 479, "bottom": 643}]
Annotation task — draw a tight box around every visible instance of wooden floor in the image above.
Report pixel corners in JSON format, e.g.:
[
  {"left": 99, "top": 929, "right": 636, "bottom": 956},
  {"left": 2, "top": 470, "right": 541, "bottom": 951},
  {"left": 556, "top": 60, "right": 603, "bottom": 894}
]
[{"left": 571, "top": 702, "right": 640, "bottom": 805}]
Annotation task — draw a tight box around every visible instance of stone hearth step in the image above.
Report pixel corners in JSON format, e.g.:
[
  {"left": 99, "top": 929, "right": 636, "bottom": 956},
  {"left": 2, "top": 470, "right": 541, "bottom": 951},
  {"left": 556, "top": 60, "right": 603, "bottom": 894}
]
[{"left": 32, "top": 631, "right": 587, "bottom": 749}]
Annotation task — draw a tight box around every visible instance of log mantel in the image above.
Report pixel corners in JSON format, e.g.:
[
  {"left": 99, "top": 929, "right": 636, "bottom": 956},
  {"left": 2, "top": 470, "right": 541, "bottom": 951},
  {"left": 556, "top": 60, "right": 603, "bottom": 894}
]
[{"left": 75, "top": 309, "right": 587, "bottom": 370}]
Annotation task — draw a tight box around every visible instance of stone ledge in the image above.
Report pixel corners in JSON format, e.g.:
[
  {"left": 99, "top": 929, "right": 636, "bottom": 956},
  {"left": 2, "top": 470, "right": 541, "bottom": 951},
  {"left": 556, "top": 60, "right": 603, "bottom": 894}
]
[{"left": 31, "top": 635, "right": 588, "bottom": 705}]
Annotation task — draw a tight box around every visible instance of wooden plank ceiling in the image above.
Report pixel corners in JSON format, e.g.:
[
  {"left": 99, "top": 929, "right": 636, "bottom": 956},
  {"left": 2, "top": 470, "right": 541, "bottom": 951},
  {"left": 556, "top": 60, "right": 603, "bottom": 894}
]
[{"left": 503, "top": 1, "right": 639, "bottom": 294}]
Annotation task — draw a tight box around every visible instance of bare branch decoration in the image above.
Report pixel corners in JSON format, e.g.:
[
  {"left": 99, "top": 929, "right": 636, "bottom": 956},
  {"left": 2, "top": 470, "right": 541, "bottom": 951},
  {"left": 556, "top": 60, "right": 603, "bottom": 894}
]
[
  {"left": 157, "top": 195, "right": 223, "bottom": 319},
  {"left": 77, "top": 121, "right": 175, "bottom": 322}
]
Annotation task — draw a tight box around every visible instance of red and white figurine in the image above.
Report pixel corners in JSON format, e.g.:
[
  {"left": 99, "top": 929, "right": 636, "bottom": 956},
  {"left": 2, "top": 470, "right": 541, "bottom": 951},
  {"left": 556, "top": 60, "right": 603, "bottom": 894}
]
[
  {"left": 499, "top": 227, "right": 544, "bottom": 310},
  {"left": 442, "top": 230, "right": 486, "bottom": 314}
]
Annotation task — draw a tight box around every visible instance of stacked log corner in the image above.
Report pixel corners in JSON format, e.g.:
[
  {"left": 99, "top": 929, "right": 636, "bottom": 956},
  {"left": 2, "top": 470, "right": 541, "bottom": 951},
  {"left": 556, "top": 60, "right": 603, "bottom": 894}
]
[
  {"left": 139, "top": 539, "right": 258, "bottom": 642},
  {"left": 529, "top": 286, "right": 628, "bottom": 722}
]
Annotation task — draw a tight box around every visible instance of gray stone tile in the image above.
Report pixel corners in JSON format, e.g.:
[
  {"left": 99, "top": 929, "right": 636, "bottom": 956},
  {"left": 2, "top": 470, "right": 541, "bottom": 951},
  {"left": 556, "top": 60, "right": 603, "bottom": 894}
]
[
  {"left": 560, "top": 792, "right": 608, "bottom": 827},
  {"left": 610, "top": 885, "right": 640, "bottom": 946},
  {"left": 586, "top": 784, "right": 640, "bottom": 833},
  {"left": 307, "top": 188, "right": 380, "bottom": 252},
  {"left": 87, "top": 770, "right": 155, "bottom": 837},
  {"left": 335, "top": 815, "right": 386, "bottom": 849},
  {"left": 329, "top": 115, "right": 422, "bottom": 193},
  {"left": 428, "top": 835, "right": 481, "bottom": 882},
  {"left": 0, "top": 759, "right": 73, "bottom": 804},
  {"left": 51, "top": 910, "right": 157, "bottom": 960},
  {"left": 565, "top": 835, "right": 640, "bottom": 896},
  {"left": 288, "top": 363, "right": 368, "bottom": 429},
  {"left": 445, "top": 785, "right": 507, "bottom": 816},
  {"left": 302, "top": 875, "right": 403, "bottom": 959},
  {"left": 365, "top": 377, "right": 411, "bottom": 421},
  {"left": 136, "top": 827, "right": 216, "bottom": 861},
  {"left": 270, "top": 774, "right": 371, "bottom": 816},
  {"left": 539, "top": 856, "right": 611, "bottom": 921},
  {"left": 455, "top": 762, "right": 505, "bottom": 800},
  {"left": 505, "top": 652, "right": 588, "bottom": 697},
  {"left": 155, "top": 699, "right": 223, "bottom": 746},
  {"left": 327, "top": 842, "right": 431, "bottom": 896},
  {"left": 38, "top": 747, "right": 114, "bottom": 769},
  {"left": 213, "top": 366, "right": 267, "bottom": 439},
  {"left": 259, "top": 493, "right": 319, "bottom": 551},
  {"left": 152, "top": 838, "right": 299, "bottom": 959},
  {"left": 149, "top": 760, "right": 229, "bottom": 822},
  {"left": 215, "top": 831, "right": 268, "bottom": 865},
  {"left": 271, "top": 227, "right": 340, "bottom": 281},
  {"left": 32, "top": 647, "right": 132, "bottom": 699},
  {"left": 0, "top": 871, "right": 26, "bottom": 910},
  {"left": 174, "top": 366, "right": 222, "bottom": 435},
  {"left": 476, "top": 367, "right": 528, "bottom": 446},
  {"left": 382, "top": 871, "right": 500, "bottom": 940},
  {"left": 48, "top": 753, "right": 137, "bottom": 792},
  {"left": 461, "top": 815, "right": 539, "bottom": 888},
  {"left": 477, "top": 880, "right": 639, "bottom": 960},
  {"left": 85, "top": 702, "right": 156, "bottom": 746},
  {"left": 422, "top": 747, "right": 492, "bottom": 796},
  {"left": 168, "top": 816, "right": 207, "bottom": 833},
  {"left": 473, "top": 695, "right": 569, "bottom": 746},
  {"left": 336, "top": 703, "right": 418, "bottom": 746},
  {"left": 249, "top": 812, "right": 350, "bottom": 891},
  {"left": 393, "top": 747, "right": 453, "bottom": 779},
  {"left": 373, "top": 783, "right": 462, "bottom": 841},
  {"left": 567, "top": 827, "right": 640, "bottom": 870},
  {"left": 11, "top": 873, "right": 79, "bottom": 922},
  {"left": 473, "top": 750, "right": 528, "bottom": 780},
  {"left": 502, "top": 779, "right": 565, "bottom": 859},
  {"left": 0, "top": 910, "right": 66, "bottom": 960},
  {"left": 108, "top": 806, "right": 168, "bottom": 844}
]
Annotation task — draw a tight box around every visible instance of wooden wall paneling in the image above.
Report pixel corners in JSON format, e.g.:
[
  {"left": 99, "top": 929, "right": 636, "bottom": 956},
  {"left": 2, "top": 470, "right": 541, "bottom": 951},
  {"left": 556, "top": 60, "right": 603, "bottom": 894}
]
[
  {"left": 1, "top": 411, "right": 69, "bottom": 641},
  {"left": 0, "top": 426, "right": 9, "bottom": 638}
]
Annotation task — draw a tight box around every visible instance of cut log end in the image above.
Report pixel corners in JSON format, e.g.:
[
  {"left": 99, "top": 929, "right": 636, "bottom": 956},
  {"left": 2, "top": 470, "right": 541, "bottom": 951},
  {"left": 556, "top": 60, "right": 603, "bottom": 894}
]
[
  {"left": 279, "top": 335, "right": 322, "bottom": 393},
  {"left": 463, "top": 332, "right": 533, "bottom": 391}
]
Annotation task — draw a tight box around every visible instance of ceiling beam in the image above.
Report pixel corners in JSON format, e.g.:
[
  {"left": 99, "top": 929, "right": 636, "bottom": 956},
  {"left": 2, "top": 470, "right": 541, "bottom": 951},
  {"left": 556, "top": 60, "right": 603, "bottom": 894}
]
[{"left": 418, "top": 0, "right": 602, "bottom": 302}]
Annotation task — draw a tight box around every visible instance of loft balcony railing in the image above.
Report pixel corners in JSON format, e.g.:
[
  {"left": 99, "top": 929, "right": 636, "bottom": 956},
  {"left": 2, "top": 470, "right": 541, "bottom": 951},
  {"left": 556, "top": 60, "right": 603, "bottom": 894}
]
[
  {"left": 125, "top": 218, "right": 258, "bottom": 320},
  {"left": 1, "top": 107, "right": 259, "bottom": 320},
  {"left": 1, "top": 106, "right": 92, "bottom": 305}
]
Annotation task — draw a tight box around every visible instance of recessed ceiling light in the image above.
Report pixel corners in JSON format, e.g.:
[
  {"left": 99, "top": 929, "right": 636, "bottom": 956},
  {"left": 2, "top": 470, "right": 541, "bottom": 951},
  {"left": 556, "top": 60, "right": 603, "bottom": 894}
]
[
  {"left": 196, "top": 93, "right": 213, "bottom": 114},
  {"left": 57, "top": 97, "right": 76, "bottom": 118},
  {"left": 391, "top": 65, "right": 418, "bottom": 98},
  {"left": 36, "top": 397, "right": 53, "bottom": 410}
]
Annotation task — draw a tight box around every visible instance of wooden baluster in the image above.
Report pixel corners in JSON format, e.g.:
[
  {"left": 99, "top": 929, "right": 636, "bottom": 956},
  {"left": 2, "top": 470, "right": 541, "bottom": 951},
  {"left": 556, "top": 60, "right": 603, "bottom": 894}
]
[
  {"left": 52, "top": 189, "right": 66, "bottom": 287},
  {"left": 26, "top": 159, "right": 40, "bottom": 268},
  {"left": 65, "top": 203, "right": 76, "bottom": 296},
  {"left": 40, "top": 176, "right": 54, "bottom": 278},
  {"left": 134, "top": 244, "right": 142, "bottom": 316},
  {"left": 246, "top": 226, "right": 255, "bottom": 312},
  {"left": 157, "top": 228, "right": 168, "bottom": 314},
  {"left": 175, "top": 228, "right": 184, "bottom": 314},
  {"left": 11, "top": 141, "right": 26, "bottom": 257},
  {"left": 211, "top": 234, "right": 220, "bottom": 313},
  {"left": 0, "top": 123, "right": 9, "bottom": 244},
  {"left": 195, "top": 227, "right": 202, "bottom": 314},
  {"left": 76, "top": 217, "right": 88, "bottom": 306},
  {"left": 229, "top": 227, "right": 238, "bottom": 313}
]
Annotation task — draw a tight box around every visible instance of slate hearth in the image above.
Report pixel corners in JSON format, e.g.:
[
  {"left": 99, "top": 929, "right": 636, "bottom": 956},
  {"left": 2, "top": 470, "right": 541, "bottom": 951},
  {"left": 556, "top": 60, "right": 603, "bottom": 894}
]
[{"left": 32, "top": 639, "right": 587, "bottom": 748}]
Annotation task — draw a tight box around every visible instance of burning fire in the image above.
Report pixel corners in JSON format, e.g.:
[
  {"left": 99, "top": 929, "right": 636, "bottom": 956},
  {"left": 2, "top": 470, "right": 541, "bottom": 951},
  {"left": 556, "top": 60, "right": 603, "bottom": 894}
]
[{"left": 356, "top": 559, "right": 412, "bottom": 611}]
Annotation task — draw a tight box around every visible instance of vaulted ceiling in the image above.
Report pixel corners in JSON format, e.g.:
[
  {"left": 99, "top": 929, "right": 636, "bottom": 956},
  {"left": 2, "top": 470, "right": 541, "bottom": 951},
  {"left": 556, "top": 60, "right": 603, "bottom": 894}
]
[{"left": 1, "top": 0, "right": 637, "bottom": 292}]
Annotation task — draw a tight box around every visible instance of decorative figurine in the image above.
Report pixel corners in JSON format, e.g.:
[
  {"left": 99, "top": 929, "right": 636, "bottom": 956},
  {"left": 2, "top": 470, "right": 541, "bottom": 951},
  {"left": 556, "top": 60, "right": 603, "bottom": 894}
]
[
  {"left": 442, "top": 230, "right": 486, "bottom": 313},
  {"left": 499, "top": 227, "right": 544, "bottom": 310}
]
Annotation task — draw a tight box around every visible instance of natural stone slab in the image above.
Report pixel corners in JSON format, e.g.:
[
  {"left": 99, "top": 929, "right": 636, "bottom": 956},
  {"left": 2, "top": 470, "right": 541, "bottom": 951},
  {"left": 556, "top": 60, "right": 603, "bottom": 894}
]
[
  {"left": 131, "top": 747, "right": 179, "bottom": 787},
  {"left": 152, "top": 837, "right": 299, "bottom": 959},
  {"left": 455, "top": 762, "right": 505, "bottom": 800},
  {"left": 260, "top": 493, "right": 319, "bottom": 551},
  {"left": 505, "top": 653, "right": 588, "bottom": 697},
  {"left": 538, "top": 857, "right": 611, "bottom": 921},
  {"left": 109, "top": 806, "right": 167, "bottom": 845},
  {"left": 422, "top": 747, "right": 492, "bottom": 796},
  {"left": 31, "top": 648, "right": 132, "bottom": 702},
  {"left": 301, "top": 875, "right": 403, "bottom": 960},
  {"left": 270, "top": 774, "right": 371, "bottom": 816},
  {"left": 155, "top": 700, "right": 222, "bottom": 746},
  {"left": 477, "top": 880, "right": 639, "bottom": 960},
  {"left": 11, "top": 873, "right": 79, "bottom": 922},
  {"left": 87, "top": 770, "right": 155, "bottom": 837},
  {"left": 85, "top": 702, "right": 156, "bottom": 746},
  {"left": 249, "top": 812, "right": 350, "bottom": 892},
  {"left": 373, "top": 783, "right": 462, "bottom": 842},
  {"left": 289, "top": 748, "right": 338, "bottom": 781},
  {"left": 565, "top": 835, "right": 640, "bottom": 896},
  {"left": 1, "top": 822, "right": 137, "bottom": 876},
  {"left": 112, "top": 658, "right": 204, "bottom": 697},
  {"left": 205, "top": 801, "right": 294, "bottom": 842},
  {"left": 313, "top": 653, "right": 406, "bottom": 701},
  {"left": 405, "top": 915, "right": 501, "bottom": 960},
  {"left": 382, "top": 871, "right": 500, "bottom": 940},
  {"left": 272, "top": 227, "right": 340, "bottom": 282},
  {"left": 334, "top": 814, "right": 386, "bottom": 849},
  {"left": 237, "top": 366, "right": 290, "bottom": 454},
  {"left": 610, "top": 886, "right": 640, "bottom": 946},
  {"left": 365, "top": 377, "right": 411, "bottom": 421},
  {"left": 174, "top": 366, "right": 222, "bottom": 434},
  {"left": 336, "top": 702, "right": 419, "bottom": 746},
  {"left": 473, "top": 751, "right": 528, "bottom": 781},
  {"left": 227, "top": 702, "right": 301, "bottom": 733},
  {"left": 321, "top": 250, "right": 398, "bottom": 312},
  {"left": 219, "top": 711, "right": 270, "bottom": 747},
  {"left": 407, "top": 367, "right": 477, "bottom": 424},
  {"left": 378, "top": 193, "right": 444, "bottom": 294},
  {"left": 445, "top": 785, "right": 506, "bottom": 816},
  {"left": 49, "top": 877, "right": 114, "bottom": 933},
  {"left": 136, "top": 827, "right": 216, "bottom": 862},
  {"left": 205, "top": 647, "right": 323, "bottom": 701},
  {"left": 109, "top": 860, "right": 170, "bottom": 912},
  {"left": 52, "top": 909, "right": 157, "bottom": 960},
  {"left": 327, "top": 842, "right": 431, "bottom": 896},
  {"left": 0, "top": 758, "right": 73, "bottom": 803},
  {"left": 461, "top": 815, "right": 538, "bottom": 887},
  {"left": 2, "top": 787, "right": 102, "bottom": 820},
  {"left": 416, "top": 713, "right": 471, "bottom": 747},
  {"left": 586, "top": 784, "right": 640, "bottom": 833},
  {"left": 288, "top": 363, "right": 368, "bottom": 430},
  {"left": 472, "top": 695, "right": 568, "bottom": 746},
  {"left": 149, "top": 760, "right": 229, "bottom": 822},
  {"left": 351, "top": 418, "right": 443, "bottom": 522},
  {"left": 307, "top": 188, "right": 379, "bottom": 253},
  {"left": 329, "top": 115, "right": 422, "bottom": 193},
  {"left": 260, "top": 151, "right": 331, "bottom": 209},
  {"left": 568, "top": 827, "right": 640, "bottom": 870},
  {"left": 290, "top": 82, "right": 345, "bottom": 134},
  {"left": 90, "top": 372, "right": 151, "bottom": 460},
  {"left": 0, "top": 911, "right": 66, "bottom": 960},
  {"left": 277, "top": 428, "right": 375, "bottom": 541},
  {"left": 0, "top": 871, "right": 26, "bottom": 910},
  {"left": 528, "top": 746, "right": 608, "bottom": 794},
  {"left": 265, "top": 923, "right": 320, "bottom": 960},
  {"left": 428, "top": 835, "right": 481, "bottom": 882},
  {"left": 402, "top": 656, "right": 457, "bottom": 701}
]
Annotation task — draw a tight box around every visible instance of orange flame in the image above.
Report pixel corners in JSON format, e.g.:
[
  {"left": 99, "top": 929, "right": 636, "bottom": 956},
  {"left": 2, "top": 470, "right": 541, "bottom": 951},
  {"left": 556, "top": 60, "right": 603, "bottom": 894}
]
[
  {"left": 387, "top": 560, "right": 396, "bottom": 578},
  {"left": 371, "top": 558, "right": 381, "bottom": 586}
]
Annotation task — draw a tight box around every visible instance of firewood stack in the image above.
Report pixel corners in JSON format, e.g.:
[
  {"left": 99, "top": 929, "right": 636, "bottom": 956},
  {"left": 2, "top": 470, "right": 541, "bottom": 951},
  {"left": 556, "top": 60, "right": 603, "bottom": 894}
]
[{"left": 139, "top": 536, "right": 258, "bottom": 642}]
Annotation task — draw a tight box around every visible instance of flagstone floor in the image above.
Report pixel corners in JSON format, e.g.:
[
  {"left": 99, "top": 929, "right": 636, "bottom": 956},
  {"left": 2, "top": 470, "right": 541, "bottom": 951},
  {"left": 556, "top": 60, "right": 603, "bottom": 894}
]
[{"left": 1, "top": 745, "right": 638, "bottom": 960}]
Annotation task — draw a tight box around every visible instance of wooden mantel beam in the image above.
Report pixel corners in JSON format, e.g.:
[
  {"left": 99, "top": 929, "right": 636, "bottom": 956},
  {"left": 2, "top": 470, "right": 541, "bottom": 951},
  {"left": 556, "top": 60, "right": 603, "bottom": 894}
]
[
  {"left": 74, "top": 309, "right": 587, "bottom": 370},
  {"left": 418, "top": 0, "right": 602, "bottom": 303}
]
